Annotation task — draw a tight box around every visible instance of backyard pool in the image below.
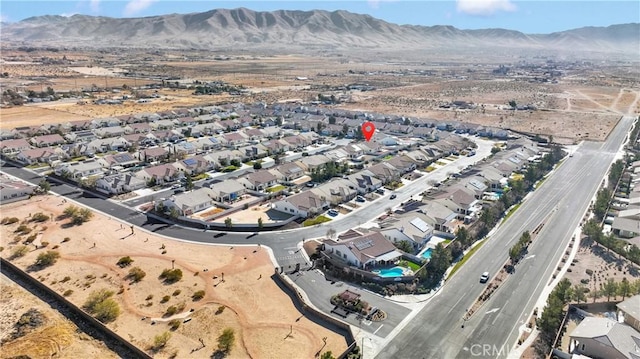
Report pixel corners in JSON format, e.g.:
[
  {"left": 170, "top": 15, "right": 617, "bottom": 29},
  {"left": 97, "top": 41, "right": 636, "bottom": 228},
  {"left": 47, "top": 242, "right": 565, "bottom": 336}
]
[
  {"left": 372, "top": 266, "right": 406, "bottom": 278},
  {"left": 421, "top": 248, "right": 433, "bottom": 260}
]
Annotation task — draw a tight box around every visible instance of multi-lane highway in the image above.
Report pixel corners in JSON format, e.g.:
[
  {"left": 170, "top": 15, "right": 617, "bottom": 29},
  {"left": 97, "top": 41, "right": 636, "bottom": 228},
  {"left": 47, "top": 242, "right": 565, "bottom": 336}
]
[{"left": 375, "top": 116, "right": 634, "bottom": 359}]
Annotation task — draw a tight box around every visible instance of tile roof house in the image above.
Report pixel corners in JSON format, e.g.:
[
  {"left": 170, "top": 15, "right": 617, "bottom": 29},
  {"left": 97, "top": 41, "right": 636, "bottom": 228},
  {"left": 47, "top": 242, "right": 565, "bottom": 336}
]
[
  {"left": 162, "top": 187, "right": 216, "bottom": 216},
  {"left": 271, "top": 162, "right": 306, "bottom": 184},
  {"left": 386, "top": 155, "right": 418, "bottom": 174},
  {"left": 237, "top": 170, "right": 279, "bottom": 191},
  {"left": 345, "top": 170, "right": 383, "bottom": 194},
  {"left": 379, "top": 213, "right": 434, "bottom": 252},
  {"left": 138, "top": 147, "right": 169, "bottom": 163},
  {"left": 323, "top": 231, "right": 403, "bottom": 269},
  {"left": 206, "top": 179, "right": 246, "bottom": 203},
  {"left": 618, "top": 295, "right": 640, "bottom": 333},
  {"left": 16, "top": 148, "right": 62, "bottom": 165},
  {"left": 569, "top": 317, "right": 640, "bottom": 359},
  {"left": 54, "top": 160, "right": 104, "bottom": 180},
  {"left": 312, "top": 178, "right": 358, "bottom": 205},
  {"left": 271, "top": 190, "right": 329, "bottom": 218},
  {"left": 0, "top": 175, "right": 35, "bottom": 203},
  {"left": 135, "top": 164, "right": 183, "bottom": 184},
  {"left": 0, "top": 138, "right": 32, "bottom": 155},
  {"left": 96, "top": 173, "right": 146, "bottom": 195},
  {"left": 367, "top": 162, "right": 401, "bottom": 183},
  {"left": 30, "top": 134, "right": 65, "bottom": 147},
  {"left": 98, "top": 152, "right": 140, "bottom": 169}
]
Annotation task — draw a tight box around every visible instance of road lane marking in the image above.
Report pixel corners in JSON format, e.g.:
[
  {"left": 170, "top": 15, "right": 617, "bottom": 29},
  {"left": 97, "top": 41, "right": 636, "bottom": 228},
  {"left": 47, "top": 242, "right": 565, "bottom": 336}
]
[
  {"left": 448, "top": 296, "right": 465, "bottom": 314},
  {"left": 485, "top": 308, "right": 499, "bottom": 314},
  {"left": 373, "top": 324, "right": 384, "bottom": 335}
]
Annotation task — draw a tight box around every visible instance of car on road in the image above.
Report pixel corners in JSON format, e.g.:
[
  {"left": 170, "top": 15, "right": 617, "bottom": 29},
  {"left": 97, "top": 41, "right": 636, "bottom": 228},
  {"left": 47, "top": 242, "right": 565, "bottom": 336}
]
[
  {"left": 480, "top": 272, "right": 490, "bottom": 283},
  {"left": 213, "top": 232, "right": 227, "bottom": 238},
  {"left": 327, "top": 209, "right": 339, "bottom": 217},
  {"left": 390, "top": 194, "right": 397, "bottom": 200},
  {"left": 375, "top": 188, "right": 385, "bottom": 195}
]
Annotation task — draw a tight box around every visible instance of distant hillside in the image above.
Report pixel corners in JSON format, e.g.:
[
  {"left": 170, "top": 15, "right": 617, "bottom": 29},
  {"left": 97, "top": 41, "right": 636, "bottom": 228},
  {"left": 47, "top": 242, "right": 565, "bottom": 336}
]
[{"left": 2, "top": 8, "right": 638, "bottom": 54}]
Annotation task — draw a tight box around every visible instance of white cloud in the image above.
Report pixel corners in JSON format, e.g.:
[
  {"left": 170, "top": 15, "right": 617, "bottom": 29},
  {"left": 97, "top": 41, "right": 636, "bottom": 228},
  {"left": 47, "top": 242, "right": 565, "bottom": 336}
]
[
  {"left": 123, "top": 0, "right": 156, "bottom": 17},
  {"left": 456, "top": 0, "right": 517, "bottom": 16},
  {"left": 367, "top": 0, "right": 398, "bottom": 10},
  {"left": 60, "top": 12, "right": 79, "bottom": 17},
  {"left": 89, "top": 0, "right": 100, "bottom": 13},
  {"left": 0, "top": 14, "right": 10, "bottom": 23}
]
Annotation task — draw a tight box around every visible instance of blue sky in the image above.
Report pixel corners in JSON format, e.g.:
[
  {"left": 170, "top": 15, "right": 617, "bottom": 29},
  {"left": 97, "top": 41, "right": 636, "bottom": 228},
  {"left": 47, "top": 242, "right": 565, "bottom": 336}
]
[{"left": 1, "top": 1, "right": 638, "bottom": 33}]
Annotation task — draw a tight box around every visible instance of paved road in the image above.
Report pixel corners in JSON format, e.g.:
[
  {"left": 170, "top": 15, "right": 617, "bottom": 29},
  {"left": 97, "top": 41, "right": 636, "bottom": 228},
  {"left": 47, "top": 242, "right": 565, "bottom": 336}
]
[{"left": 375, "top": 116, "right": 634, "bottom": 359}]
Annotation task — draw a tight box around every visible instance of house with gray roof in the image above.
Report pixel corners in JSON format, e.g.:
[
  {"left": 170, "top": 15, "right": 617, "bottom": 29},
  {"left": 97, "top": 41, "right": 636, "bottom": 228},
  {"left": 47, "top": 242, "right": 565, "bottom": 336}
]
[
  {"left": 207, "top": 179, "right": 246, "bottom": 203},
  {"left": 379, "top": 213, "right": 434, "bottom": 252},
  {"left": 55, "top": 159, "right": 104, "bottom": 180},
  {"left": 162, "top": 187, "right": 216, "bottom": 216},
  {"left": 30, "top": 134, "right": 65, "bottom": 148},
  {"left": 271, "top": 190, "right": 329, "bottom": 218},
  {"left": 135, "top": 163, "right": 183, "bottom": 184},
  {"left": 297, "top": 154, "right": 332, "bottom": 173},
  {"left": 323, "top": 231, "right": 403, "bottom": 270},
  {"left": 367, "top": 162, "right": 401, "bottom": 183},
  {"left": 386, "top": 155, "right": 418, "bottom": 174},
  {"left": 237, "top": 170, "right": 278, "bottom": 191},
  {"left": 96, "top": 173, "right": 146, "bottom": 195},
  {"left": 312, "top": 178, "right": 358, "bottom": 205},
  {"left": 345, "top": 170, "right": 383, "bottom": 194},
  {"left": 569, "top": 317, "right": 640, "bottom": 359},
  {"left": 618, "top": 295, "right": 640, "bottom": 332},
  {"left": 416, "top": 201, "right": 458, "bottom": 233},
  {"left": 0, "top": 174, "right": 35, "bottom": 203}
]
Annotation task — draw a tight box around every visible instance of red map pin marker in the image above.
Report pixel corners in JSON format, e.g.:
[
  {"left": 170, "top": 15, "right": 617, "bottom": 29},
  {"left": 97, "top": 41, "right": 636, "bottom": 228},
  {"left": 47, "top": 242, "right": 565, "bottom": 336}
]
[{"left": 362, "top": 121, "right": 375, "bottom": 142}]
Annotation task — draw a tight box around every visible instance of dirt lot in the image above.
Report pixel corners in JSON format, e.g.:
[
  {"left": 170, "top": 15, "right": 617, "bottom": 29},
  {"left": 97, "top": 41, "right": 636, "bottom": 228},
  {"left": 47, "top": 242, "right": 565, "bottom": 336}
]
[
  {"left": 0, "top": 195, "right": 347, "bottom": 358},
  {"left": 0, "top": 272, "right": 120, "bottom": 359},
  {"left": 2, "top": 49, "right": 638, "bottom": 140}
]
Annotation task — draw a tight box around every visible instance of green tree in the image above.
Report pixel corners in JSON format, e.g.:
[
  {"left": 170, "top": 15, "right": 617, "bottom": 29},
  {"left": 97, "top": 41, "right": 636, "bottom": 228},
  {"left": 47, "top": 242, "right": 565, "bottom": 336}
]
[
  {"left": 84, "top": 289, "right": 120, "bottom": 323},
  {"left": 217, "top": 328, "right": 235, "bottom": 353},
  {"left": 618, "top": 278, "right": 632, "bottom": 300},
  {"left": 225, "top": 217, "right": 233, "bottom": 228},
  {"left": 253, "top": 161, "right": 262, "bottom": 170},
  {"left": 455, "top": 226, "right": 472, "bottom": 248},
  {"left": 508, "top": 100, "right": 517, "bottom": 108},
  {"left": 126, "top": 267, "right": 146, "bottom": 283},
  {"left": 572, "top": 284, "right": 587, "bottom": 304},
  {"left": 38, "top": 179, "right": 50, "bottom": 192},
  {"left": 394, "top": 240, "right": 414, "bottom": 253},
  {"left": 320, "top": 352, "right": 336, "bottom": 359},
  {"left": 185, "top": 176, "right": 194, "bottom": 191},
  {"left": 601, "top": 278, "right": 618, "bottom": 302},
  {"left": 257, "top": 217, "right": 263, "bottom": 229},
  {"left": 426, "top": 243, "right": 451, "bottom": 280}
]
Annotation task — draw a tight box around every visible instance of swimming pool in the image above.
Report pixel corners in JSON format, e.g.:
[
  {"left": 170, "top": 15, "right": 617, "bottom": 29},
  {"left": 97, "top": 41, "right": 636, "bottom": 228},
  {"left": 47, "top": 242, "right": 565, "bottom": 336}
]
[
  {"left": 421, "top": 248, "right": 433, "bottom": 260},
  {"left": 372, "top": 266, "right": 406, "bottom": 278}
]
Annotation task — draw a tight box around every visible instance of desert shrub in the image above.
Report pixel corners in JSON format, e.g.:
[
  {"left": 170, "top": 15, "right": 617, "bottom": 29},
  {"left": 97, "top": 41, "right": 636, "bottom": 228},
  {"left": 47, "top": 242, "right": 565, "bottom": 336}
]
[
  {"left": 61, "top": 276, "right": 71, "bottom": 283},
  {"left": 165, "top": 305, "right": 178, "bottom": 316},
  {"left": 84, "top": 289, "right": 119, "bottom": 323},
  {"left": 15, "top": 224, "right": 32, "bottom": 234},
  {"left": 192, "top": 290, "right": 205, "bottom": 301},
  {"left": 217, "top": 328, "right": 235, "bottom": 353},
  {"left": 145, "top": 294, "right": 154, "bottom": 301},
  {"left": 23, "top": 234, "right": 37, "bottom": 244},
  {"left": 11, "top": 245, "right": 29, "bottom": 258},
  {"left": 52, "top": 245, "right": 59, "bottom": 249},
  {"left": 585, "top": 269, "right": 593, "bottom": 276},
  {"left": 216, "top": 305, "right": 225, "bottom": 315},
  {"left": 1, "top": 217, "right": 19, "bottom": 225},
  {"left": 117, "top": 286, "right": 125, "bottom": 294},
  {"left": 126, "top": 267, "right": 146, "bottom": 283},
  {"left": 30, "top": 212, "right": 50, "bottom": 223},
  {"left": 116, "top": 256, "right": 133, "bottom": 267},
  {"left": 62, "top": 205, "right": 79, "bottom": 218},
  {"left": 176, "top": 301, "right": 186, "bottom": 312},
  {"left": 152, "top": 331, "right": 171, "bottom": 351},
  {"left": 159, "top": 268, "right": 183, "bottom": 284},
  {"left": 0, "top": 246, "right": 4, "bottom": 252},
  {"left": 168, "top": 319, "right": 181, "bottom": 331},
  {"left": 40, "top": 241, "right": 49, "bottom": 248},
  {"left": 35, "top": 251, "right": 60, "bottom": 267},
  {"left": 63, "top": 289, "right": 74, "bottom": 297},
  {"left": 161, "top": 295, "right": 171, "bottom": 303},
  {"left": 172, "top": 289, "right": 181, "bottom": 296},
  {"left": 62, "top": 237, "right": 70, "bottom": 243}
]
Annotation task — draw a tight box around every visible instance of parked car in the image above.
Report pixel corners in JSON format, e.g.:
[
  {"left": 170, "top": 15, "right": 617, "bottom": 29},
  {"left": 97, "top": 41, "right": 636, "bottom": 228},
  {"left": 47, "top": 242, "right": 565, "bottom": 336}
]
[
  {"left": 375, "top": 188, "right": 385, "bottom": 195},
  {"left": 480, "top": 272, "right": 490, "bottom": 283},
  {"left": 356, "top": 196, "right": 366, "bottom": 202},
  {"left": 327, "top": 209, "right": 339, "bottom": 217},
  {"left": 390, "top": 194, "right": 397, "bottom": 200}
]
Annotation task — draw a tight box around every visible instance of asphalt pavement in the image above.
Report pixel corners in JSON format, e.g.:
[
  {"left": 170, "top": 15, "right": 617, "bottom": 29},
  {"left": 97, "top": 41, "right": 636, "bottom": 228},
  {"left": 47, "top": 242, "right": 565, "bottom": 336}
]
[{"left": 374, "top": 116, "right": 634, "bottom": 359}]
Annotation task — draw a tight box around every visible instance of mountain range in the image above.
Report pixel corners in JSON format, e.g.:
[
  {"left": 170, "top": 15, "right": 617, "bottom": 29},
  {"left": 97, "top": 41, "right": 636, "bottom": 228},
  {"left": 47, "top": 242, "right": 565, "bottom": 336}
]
[{"left": 2, "top": 8, "right": 638, "bottom": 54}]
